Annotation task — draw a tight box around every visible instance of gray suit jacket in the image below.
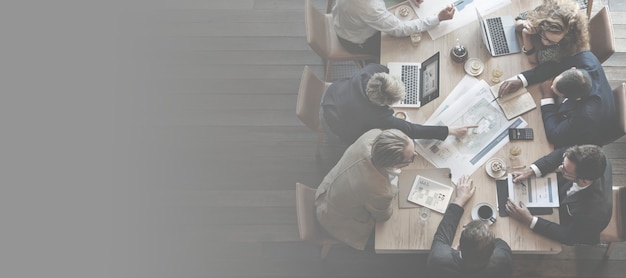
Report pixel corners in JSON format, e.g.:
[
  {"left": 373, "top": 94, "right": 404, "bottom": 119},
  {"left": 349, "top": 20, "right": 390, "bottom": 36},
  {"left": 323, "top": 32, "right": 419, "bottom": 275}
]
[{"left": 315, "top": 129, "right": 397, "bottom": 250}]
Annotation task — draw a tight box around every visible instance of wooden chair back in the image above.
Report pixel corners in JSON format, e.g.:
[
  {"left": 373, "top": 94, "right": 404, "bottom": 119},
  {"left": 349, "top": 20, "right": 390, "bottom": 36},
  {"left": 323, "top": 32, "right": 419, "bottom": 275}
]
[
  {"left": 589, "top": 6, "right": 615, "bottom": 63},
  {"left": 296, "top": 66, "right": 330, "bottom": 132},
  {"left": 296, "top": 182, "right": 339, "bottom": 260}
]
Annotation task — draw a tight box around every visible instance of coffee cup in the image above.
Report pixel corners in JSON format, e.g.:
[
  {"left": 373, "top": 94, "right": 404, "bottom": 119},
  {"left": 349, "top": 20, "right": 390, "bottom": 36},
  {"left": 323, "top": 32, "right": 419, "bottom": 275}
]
[{"left": 473, "top": 202, "right": 497, "bottom": 224}]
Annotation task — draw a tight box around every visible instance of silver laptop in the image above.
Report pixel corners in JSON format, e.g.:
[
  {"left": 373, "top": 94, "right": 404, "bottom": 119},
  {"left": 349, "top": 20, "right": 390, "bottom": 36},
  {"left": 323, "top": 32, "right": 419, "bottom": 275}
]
[
  {"left": 387, "top": 52, "right": 440, "bottom": 108},
  {"left": 476, "top": 8, "right": 521, "bottom": 56}
]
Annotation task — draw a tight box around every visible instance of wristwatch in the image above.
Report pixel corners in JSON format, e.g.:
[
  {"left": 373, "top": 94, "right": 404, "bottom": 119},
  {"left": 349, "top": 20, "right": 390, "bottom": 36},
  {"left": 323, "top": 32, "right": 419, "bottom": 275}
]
[{"left": 522, "top": 46, "right": 536, "bottom": 55}]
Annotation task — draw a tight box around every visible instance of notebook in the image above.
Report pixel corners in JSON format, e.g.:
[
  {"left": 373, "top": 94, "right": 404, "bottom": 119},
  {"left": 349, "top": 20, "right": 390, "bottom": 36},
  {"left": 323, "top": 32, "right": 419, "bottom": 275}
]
[
  {"left": 387, "top": 52, "right": 440, "bottom": 108},
  {"left": 476, "top": 8, "right": 521, "bottom": 57},
  {"left": 490, "top": 82, "right": 537, "bottom": 120}
]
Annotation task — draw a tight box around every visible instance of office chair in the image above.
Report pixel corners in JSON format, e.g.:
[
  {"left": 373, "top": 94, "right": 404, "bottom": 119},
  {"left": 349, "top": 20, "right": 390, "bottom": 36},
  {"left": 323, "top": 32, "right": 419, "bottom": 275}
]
[
  {"left": 296, "top": 182, "right": 340, "bottom": 260},
  {"left": 600, "top": 186, "right": 626, "bottom": 258},
  {"left": 589, "top": 6, "right": 615, "bottom": 64},
  {"left": 602, "top": 83, "right": 626, "bottom": 145},
  {"left": 296, "top": 66, "right": 331, "bottom": 158},
  {"left": 305, "top": 0, "right": 377, "bottom": 81}
]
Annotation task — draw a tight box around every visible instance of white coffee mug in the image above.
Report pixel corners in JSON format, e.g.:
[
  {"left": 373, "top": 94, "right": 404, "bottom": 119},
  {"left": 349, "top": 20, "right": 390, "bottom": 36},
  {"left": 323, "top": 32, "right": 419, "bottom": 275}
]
[{"left": 472, "top": 202, "right": 497, "bottom": 225}]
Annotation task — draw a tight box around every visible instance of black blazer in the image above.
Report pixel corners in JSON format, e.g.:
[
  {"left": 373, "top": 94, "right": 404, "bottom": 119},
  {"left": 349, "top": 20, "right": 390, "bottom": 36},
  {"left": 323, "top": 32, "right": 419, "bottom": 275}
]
[
  {"left": 321, "top": 63, "right": 448, "bottom": 145},
  {"left": 521, "top": 51, "right": 616, "bottom": 148},
  {"left": 532, "top": 148, "right": 613, "bottom": 245},
  {"left": 427, "top": 204, "right": 513, "bottom": 278}
]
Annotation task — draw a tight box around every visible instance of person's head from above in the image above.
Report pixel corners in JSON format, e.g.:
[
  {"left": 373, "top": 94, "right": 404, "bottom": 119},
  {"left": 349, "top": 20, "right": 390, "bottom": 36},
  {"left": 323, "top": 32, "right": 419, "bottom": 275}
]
[
  {"left": 551, "top": 68, "right": 592, "bottom": 100},
  {"left": 528, "top": 0, "right": 589, "bottom": 54},
  {"left": 560, "top": 145, "right": 606, "bottom": 185},
  {"left": 459, "top": 220, "right": 496, "bottom": 266},
  {"left": 366, "top": 72, "right": 406, "bottom": 106},
  {"left": 370, "top": 129, "right": 416, "bottom": 171}
]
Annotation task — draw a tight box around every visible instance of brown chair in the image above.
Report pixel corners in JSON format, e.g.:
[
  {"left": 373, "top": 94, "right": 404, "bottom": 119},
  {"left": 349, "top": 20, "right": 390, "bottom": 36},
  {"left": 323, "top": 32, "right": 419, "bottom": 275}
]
[
  {"left": 305, "top": 0, "right": 377, "bottom": 81},
  {"left": 296, "top": 182, "right": 340, "bottom": 260},
  {"left": 600, "top": 186, "right": 626, "bottom": 258},
  {"left": 603, "top": 83, "right": 626, "bottom": 144},
  {"left": 574, "top": 0, "right": 593, "bottom": 18},
  {"left": 588, "top": 6, "right": 615, "bottom": 64},
  {"left": 296, "top": 66, "right": 331, "bottom": 158}
]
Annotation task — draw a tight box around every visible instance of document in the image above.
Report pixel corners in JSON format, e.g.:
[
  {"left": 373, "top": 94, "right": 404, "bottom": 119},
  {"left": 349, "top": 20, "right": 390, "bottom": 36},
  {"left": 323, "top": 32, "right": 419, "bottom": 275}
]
[
  {"left": 507, "top": 173, "right": 559, "bottom": 207},
  {"left": 415, "top": 79, "right": 527, "bottom": 183},
  {"left": 410, "top": 0, "right": 511, "bottom": 40},
  {"left": 407, "top": 175, "right": 454, "bottom": 214},
  {"left": 490, "top": 82, "right": 537, "bottom": 120}
]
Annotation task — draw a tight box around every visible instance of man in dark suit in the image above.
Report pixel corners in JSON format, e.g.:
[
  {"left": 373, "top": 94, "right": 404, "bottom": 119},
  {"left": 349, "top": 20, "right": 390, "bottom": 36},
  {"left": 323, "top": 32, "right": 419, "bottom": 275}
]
[
  {"left": 428, "top": 176, "right": 513, "bottom": 278},
  {"left": 506, "top": 145, "right": 612, "bottom": 245},
  {"left": 498, "top": 50, "right": 617, "bottom": 148}
]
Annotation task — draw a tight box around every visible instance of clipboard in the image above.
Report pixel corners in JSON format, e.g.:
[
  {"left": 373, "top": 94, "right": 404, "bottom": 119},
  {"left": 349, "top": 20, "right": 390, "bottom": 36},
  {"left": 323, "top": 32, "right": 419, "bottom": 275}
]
[
  {"left": 398, "top": 168, "right": 452, "bottom": 209},
  {"left": 496, "top": 179, "right": 553, "bottom": 217}
]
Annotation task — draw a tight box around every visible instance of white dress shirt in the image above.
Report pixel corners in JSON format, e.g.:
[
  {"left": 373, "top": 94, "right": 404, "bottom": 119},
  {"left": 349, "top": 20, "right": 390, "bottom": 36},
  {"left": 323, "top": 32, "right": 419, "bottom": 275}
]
[{"left": 333, "top": 0, "right": 440, "bottom": 44}]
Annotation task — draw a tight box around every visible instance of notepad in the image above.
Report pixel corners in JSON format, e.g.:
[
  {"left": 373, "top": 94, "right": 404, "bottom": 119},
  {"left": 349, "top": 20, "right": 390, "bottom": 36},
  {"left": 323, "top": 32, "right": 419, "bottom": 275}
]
[{"left": 490, "top": 82, "right": 537, "bottom": 120}]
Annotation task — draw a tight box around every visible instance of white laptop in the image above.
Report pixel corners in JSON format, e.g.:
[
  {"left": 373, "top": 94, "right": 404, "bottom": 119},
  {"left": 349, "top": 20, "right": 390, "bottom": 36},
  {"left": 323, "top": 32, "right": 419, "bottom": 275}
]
[
  {"left": 476, "top": 8, "right": 521, "bottom": 57},
  {"left": 387, "top": 52, "right": 440, "bottom": 108}
]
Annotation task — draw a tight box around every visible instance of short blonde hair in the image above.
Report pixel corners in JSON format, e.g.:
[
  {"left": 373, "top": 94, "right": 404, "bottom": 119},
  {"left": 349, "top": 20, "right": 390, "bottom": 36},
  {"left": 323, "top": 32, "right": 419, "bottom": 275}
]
[
  {"left": 370, "top": 129, "right": 412, "bottom": 168},
  {"left": 366, "top": 73, "right": 406, "bottom": 106},
  {"left": 528, "top": 0, "right": 590, "bottom": 60}
]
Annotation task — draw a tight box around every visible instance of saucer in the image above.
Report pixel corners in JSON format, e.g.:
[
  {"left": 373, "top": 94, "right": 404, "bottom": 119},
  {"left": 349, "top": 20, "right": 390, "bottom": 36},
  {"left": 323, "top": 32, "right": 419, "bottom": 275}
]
[
  {"left": 471, "top": 202, "right": 497, "bottom": 225},
  {"left": 464, "top": 58, "right": 484, "bottom": 76},
  {"left": 485, "top": 157, "right": 506, "bottom": 179},
  {"left": 395, "top": 5, "right": 414, "bottom": 20}
]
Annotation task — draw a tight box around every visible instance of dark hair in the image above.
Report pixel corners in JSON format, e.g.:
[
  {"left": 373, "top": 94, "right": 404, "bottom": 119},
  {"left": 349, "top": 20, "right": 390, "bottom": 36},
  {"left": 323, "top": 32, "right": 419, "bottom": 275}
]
[
  {"left": 565, "top": 145, "right": 607, "bottom": 180},
  {"left": 459, "top": 220, "right": 496, "bottom": 266},
  {"left": 555, "top": 69, "right": 592, "bottom": 99}
]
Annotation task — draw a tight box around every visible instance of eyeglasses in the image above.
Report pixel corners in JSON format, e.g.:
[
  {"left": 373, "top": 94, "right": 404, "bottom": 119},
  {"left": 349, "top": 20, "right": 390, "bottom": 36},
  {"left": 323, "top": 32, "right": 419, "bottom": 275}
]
[
  {"left": 540, "top": 31, "right": 562, "bottom": 46},
  {"left": 558, "top": 162, "right": 578, "bottom": 180}
]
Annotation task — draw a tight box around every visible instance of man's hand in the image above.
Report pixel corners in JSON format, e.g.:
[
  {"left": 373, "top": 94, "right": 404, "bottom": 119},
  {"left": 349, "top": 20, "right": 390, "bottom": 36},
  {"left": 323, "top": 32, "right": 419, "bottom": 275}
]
[
  {"left": 505, "top": 198, "right": 533, "bottom": 226},
  {"left": 448, "top": 125, "right": 479, "bottom": 137},
  {"left": 498, "top": 79, "right": 523, "bottom": 97},
  {"left": 412, "top": 0, "right": 425, "bottom": 8},
  {"left": 437, "top": 4, "right": 455, "bottom": 21},
  {"left": 451, "top": 175, "right": 475, "bottom": 207},
  {"left": 540, "top": 79, "right": 556, "bottom": 99},
  {"left": 511, "top": 169, "right": 535, "bottom": 183}
]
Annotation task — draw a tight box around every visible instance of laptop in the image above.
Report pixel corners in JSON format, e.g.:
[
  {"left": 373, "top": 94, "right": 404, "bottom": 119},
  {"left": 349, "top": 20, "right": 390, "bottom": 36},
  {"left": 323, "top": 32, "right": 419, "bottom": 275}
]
[
  {"left": 476, "top": 8, "right": 521, "bottom": 56},
  {"left": 387, "top": 52, "right": 440, "bottom": 108}
]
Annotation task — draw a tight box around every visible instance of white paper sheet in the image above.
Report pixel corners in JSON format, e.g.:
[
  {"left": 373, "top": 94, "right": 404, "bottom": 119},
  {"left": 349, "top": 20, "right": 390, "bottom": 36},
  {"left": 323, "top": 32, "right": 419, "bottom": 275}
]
[
  {"left": 507, "top": 173, "right": 560, "bottom": 207},
  {"left": 414, "top": 79, "right": 527, "bottom": 183}
]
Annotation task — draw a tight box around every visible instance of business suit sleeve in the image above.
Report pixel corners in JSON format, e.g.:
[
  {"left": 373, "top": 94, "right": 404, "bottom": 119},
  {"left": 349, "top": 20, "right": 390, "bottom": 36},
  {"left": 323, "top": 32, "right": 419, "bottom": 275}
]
[
  {"left": 365, "top": 194, "right": 394, "bottom": 222},
  {"left": 532, "top": 213, "right": 598, "bottom": 245},
  {"left": 384, "top": 116, "right": 449, "bottom": 140},
  {"left": 541, "top": 100, "right": 599, "bottom": 147},
  {"left": 427, "top": 204, "right": 463, "bottom": 268},
  {"left": 360, "top": 63, "right": 389, "bottom": 76},
  {"left": 521, "top": 60, "right": 569, "bottom": 85},
  {"left": 532, "top": 147, "right": 568, "bottom": 175}
]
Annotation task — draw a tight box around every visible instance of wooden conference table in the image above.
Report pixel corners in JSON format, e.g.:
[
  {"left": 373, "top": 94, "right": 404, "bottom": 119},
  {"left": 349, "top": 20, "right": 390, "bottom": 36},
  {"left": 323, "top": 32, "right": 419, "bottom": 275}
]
[{"left": 375, "top": 0, "right": 562, "bottom": 254}]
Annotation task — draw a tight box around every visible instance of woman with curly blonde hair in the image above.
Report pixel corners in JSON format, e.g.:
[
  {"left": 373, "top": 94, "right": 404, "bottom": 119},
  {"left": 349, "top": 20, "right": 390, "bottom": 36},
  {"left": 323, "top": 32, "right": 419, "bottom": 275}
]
[{"left": 515, "top": 0, "right": 589, "bottom": 65}]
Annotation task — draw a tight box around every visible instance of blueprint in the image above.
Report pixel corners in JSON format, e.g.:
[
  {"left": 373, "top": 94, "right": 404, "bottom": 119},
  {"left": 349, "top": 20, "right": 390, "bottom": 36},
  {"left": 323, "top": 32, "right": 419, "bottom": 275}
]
[{"left": 415, "top": 79, "right": 527, "bottom": 183}]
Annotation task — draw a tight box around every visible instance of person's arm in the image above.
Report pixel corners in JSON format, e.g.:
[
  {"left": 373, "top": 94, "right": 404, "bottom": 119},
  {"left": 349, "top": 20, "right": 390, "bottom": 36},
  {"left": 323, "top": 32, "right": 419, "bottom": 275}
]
[
  {"left": 531, "top": 147, "right": 568, "bottom": 175},
  {"left": 359, "top": 2, "right": 443, "bottom": 37},
  {"left": 384, "top": 115, "right": 449, "bottom": 140},
  {"left": 542, "top": 100, "right": 599, "bottom": 147},
  {"left": 365, "top": 194, "right": 394, "bottom": 221},
  {"left": 532, "top": 212, "right": 601, "bottom": 245},
  {"left": 489, "top": 239, "right": 514, "bottom": 276}
]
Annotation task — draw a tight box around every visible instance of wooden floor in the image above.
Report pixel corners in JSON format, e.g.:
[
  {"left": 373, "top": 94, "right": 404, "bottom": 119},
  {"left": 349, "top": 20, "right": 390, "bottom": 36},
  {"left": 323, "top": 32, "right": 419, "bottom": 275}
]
[{"left": 113, "top": 1, "right": 626, "bottom": 277}]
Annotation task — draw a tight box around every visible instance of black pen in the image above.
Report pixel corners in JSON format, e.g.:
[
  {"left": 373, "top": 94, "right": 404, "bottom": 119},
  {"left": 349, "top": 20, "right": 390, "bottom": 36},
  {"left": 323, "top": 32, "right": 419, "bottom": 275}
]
[{"left": 490, "top": 96, "right": 500, "bottom": 103}]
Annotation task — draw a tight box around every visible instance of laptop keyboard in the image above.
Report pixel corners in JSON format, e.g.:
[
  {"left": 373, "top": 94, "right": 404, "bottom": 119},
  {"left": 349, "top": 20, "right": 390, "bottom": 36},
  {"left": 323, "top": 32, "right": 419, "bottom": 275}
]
[
  {"left": 486, "top": 17, "right": 510, "bottom": 55},
  {"left": 400, "top": 65, "right": 420, "bottom": 105}
]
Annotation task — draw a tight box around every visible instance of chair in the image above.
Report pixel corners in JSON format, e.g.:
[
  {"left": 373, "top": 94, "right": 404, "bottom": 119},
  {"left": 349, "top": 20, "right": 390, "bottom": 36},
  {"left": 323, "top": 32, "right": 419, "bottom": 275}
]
[
  {"left": 305, "top": 0, "right": 377, "bottom": 81},
  {"left": 296, "top": 182, "right": 340, "bottom": 260},
  {"left": 600, "top": 186, "right": 626, "bottom": 258},
  {"left": 588, "top": 6, "right": 615, "bottom": 64},
  {"left": 296, "top": 66, "right": 331, "bottom": 158},
  {"left": 574, "top": 0, "right": 593, "bottom": 18},
  {"left": 603, "top": 83, "right": 626, "bottom": 144}
]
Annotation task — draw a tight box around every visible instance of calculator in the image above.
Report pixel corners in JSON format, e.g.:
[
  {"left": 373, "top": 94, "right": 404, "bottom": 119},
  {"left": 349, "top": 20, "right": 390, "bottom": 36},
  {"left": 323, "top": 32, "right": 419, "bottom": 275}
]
[{"left": 508, "top": 128, "right": 534, "bottom": 140}]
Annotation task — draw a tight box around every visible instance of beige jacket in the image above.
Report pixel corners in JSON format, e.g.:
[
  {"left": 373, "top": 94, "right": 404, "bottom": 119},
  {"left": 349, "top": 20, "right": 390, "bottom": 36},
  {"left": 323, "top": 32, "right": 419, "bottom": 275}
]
[{"left": 315, "top": 129, "right": 397, "bottom": 250}]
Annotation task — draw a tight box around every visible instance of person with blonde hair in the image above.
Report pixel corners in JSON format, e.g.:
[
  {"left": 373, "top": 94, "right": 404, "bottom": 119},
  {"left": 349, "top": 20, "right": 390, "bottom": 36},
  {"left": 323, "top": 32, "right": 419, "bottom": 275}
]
[
  {"left": 320, "top": 63, "right": 474, "bottom": 146},
  {"left": 315, "top": 129, "right": 416, "bottom": 250},
  {"left": 515, "top": 0, "right": 589, "bottom": 64}
]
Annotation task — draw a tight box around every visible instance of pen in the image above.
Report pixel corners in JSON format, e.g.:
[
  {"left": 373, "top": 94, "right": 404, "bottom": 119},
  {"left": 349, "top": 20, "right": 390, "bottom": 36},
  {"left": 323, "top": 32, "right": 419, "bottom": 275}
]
[{"left": 490, "top": 96, "right": 500, "bottom": 103}]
